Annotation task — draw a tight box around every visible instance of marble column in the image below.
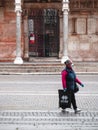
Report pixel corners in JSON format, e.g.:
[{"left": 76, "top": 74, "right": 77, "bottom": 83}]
[
  {"left": 23, "top": 15, "right": 29, "bottom": 60},
  {"left": 14, "top": 0, "right": 23, "bottom": 64},
  {"left": 58, "top": 11, "right": 63, "bottom": 58},
  {"left": 61, "top": 0, "right": 69, "bottom": 63}
]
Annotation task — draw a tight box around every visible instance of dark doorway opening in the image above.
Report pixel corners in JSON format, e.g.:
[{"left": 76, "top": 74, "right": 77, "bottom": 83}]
[{"left": 28, "top": 9, "right": 59, "bottom": 57}]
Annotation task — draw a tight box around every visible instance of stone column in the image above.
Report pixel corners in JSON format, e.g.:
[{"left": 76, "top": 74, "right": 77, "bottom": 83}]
[
  {"left": 14, "top": 0, "right": 23, "bottom": 64},
  {"left": 61, "top": 0, "right": 69, "bottom": 63},
  {"left": 58, "top": 11, "right": 63, "bottom": 58},
  {"left": 23, "top": 15, "right": 29, "bottom": 60}
]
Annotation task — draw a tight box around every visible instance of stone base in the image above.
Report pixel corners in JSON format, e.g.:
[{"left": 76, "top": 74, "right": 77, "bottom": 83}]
[{"left": 14, "top": 57, "right": 23, "bottom": 64}]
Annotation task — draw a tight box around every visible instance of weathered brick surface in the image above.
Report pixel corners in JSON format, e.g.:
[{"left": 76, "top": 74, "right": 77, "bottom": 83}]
[{"left": 0, "top": 0, "right": 16, "bottom": 60}]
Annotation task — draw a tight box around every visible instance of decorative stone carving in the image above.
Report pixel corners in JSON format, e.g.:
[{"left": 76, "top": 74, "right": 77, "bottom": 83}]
[
  {"left": 70, "top": 0, "right": 97, "bottom": 10},
  {"left": 15, "top": 0, "right": 22, "bottom": 12}
]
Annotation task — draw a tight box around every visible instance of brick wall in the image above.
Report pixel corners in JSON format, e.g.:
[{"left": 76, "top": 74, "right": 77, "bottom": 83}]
[{"left": 0, "top": 0, "right": 16, "bottom": 61}]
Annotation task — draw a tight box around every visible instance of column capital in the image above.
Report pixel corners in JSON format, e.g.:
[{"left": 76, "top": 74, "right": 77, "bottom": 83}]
[
  {"left": 15, "top": 0, "right": 22, "bottom": 12},
  {"left": 63, "top": 9, "right": 69, "bottom": 15},
  {"left": 62, "top": 0, "right": 69, "bottom": 12}
]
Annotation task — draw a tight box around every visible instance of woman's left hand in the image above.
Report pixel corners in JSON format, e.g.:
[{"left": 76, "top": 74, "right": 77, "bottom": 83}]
[{"left": 81, "top": 84, "right": 84, "bottom": 87}]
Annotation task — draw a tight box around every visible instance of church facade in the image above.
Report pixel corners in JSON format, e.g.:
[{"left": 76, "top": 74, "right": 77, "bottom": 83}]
[{"left": 0, "top": 0, "right": 98, "bottom": 63}]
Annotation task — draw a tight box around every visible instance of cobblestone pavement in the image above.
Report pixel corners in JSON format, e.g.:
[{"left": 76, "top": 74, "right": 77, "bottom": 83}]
[
  {"left": 0, "top": 74, "right": 98, "bottom": 130},
  {"left": 0, "top": 93, "right": 98, "bottom": 130},
  {"left": 0, "top": 110, "right": 98, "bottom": 130},
  {"left": 0, "top": 94, "right": 98, "bottom": 111}
]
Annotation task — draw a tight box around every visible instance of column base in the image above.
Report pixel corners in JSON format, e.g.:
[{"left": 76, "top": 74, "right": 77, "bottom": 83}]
[
  {"left": 14, "top": 57, "right": 23, "bottom": 64},
  {"left": 61, "top": 56, "right": 69, "bottom": 64}
]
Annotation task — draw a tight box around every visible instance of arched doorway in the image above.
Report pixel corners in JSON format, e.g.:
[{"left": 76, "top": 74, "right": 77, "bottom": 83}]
[{"left": 28, "top": 9, "right": 59, "bottom": 57}]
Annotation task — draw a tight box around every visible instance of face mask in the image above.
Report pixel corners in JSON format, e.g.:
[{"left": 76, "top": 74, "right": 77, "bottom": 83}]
[{"left": 71, "top": 63, "right": 74, "bottom": 67}]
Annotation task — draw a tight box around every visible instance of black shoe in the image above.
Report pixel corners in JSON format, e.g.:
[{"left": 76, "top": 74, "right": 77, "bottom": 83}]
[
  {"left": 62, "top": 109, "right": 66, "bottom": 112},
  {"left": 74, "top": 108, "right": 81, "bottom": 113}
]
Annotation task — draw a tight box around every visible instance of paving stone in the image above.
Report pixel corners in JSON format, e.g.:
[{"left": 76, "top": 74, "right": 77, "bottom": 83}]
[
  {"left": 0, "top": 94, "right": 98, "bottom": 111},
  {"left": 0, "top": 111, "right": 97, "bottom": 130},
  {"left": 0, "top": 74, "right": 98, "bottom": 130}
]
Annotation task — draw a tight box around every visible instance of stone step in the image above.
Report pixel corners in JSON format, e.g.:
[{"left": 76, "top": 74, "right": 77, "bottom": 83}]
[
  {"left": 0, "top": 58, "right": 63, "bottom": 74},
  {"left": 0, "top": 60, "right": 98, "bottom": 74}
]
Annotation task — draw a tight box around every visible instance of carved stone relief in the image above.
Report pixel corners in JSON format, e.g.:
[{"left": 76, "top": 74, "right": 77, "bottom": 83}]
[{"left": 70, "top": 0, "right": 98, "bottom": 10}]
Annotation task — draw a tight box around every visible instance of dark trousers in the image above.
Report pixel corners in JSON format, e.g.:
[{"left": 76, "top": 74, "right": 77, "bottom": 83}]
[{"left": 70, "top": 91, "right": 77, "bottom": 110}]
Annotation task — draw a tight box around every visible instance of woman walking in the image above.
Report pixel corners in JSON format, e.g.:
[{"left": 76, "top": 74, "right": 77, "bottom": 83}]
[{"left": 61, "top": 59, "right": 84, "bottom": 113}]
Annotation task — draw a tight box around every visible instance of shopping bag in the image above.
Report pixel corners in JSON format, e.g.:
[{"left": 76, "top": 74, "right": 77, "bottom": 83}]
[{"left": 58, "top": 89, "right": 71, "bottom": 109}]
